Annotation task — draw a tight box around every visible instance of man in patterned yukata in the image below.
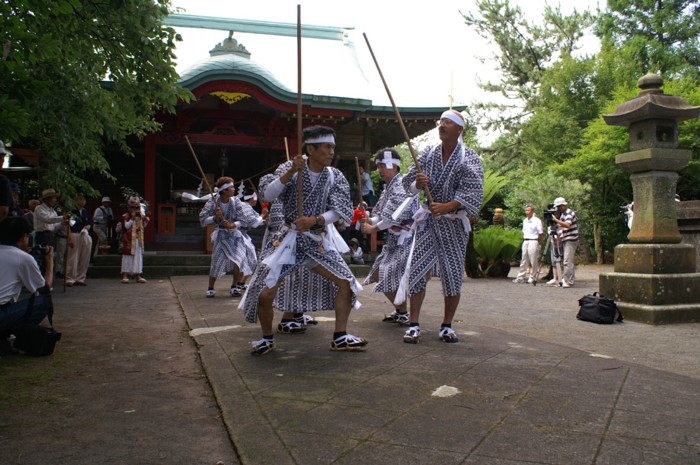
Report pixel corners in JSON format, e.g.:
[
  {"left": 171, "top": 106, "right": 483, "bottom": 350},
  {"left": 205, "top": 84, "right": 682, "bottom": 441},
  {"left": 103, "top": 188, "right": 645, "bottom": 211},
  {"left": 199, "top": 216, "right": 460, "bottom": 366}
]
[
  {"left": 360, "top": 147, "right": 419, "bottom": 326},
  {"left": 199, "top": 176, "right": 263, "bottom": 298},
  {"left": 257, "top": 173, "right": 325, "bottom": 334},
  {"left": 240, "top": 125, "right": 367, "bottom": 355},
  {"left": 399, "top": 109, "right": 484, "bottom": 344}
]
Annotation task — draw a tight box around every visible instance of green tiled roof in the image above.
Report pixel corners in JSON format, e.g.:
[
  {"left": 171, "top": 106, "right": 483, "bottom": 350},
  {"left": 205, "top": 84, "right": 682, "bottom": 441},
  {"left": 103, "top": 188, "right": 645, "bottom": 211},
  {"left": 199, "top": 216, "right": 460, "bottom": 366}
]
[
  {"left": 178, "top": 53, "right": 372, "bottom": 110},
  {"left": 179, "top": 53, "right": 291, "bottom": 93}
]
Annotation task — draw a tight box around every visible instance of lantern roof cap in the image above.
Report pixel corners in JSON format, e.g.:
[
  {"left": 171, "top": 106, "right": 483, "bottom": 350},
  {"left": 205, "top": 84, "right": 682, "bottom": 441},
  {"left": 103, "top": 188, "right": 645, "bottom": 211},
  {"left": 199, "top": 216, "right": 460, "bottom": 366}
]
[{"left": 603, "top": 73, "right": 700, "bottom": 127}]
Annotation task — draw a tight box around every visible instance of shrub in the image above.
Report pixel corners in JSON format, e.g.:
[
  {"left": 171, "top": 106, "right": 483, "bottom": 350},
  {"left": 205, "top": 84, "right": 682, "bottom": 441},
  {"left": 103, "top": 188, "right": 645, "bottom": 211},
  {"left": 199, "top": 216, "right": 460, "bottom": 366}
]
[{"left": 473, "top": 226, "right": 523, "bottom": 277}]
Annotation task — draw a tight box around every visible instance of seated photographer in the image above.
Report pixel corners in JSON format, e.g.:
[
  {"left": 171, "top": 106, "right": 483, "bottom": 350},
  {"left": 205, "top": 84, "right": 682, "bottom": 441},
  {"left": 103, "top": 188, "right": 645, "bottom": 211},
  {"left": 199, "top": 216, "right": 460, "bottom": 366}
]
[{"left": 0, "top": 216, "right": 54, "bottom": 355}]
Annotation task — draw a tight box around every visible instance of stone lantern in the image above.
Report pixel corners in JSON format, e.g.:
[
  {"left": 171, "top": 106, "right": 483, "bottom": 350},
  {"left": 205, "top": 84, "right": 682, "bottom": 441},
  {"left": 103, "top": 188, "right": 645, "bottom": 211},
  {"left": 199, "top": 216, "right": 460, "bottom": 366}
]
[{"left": 599, "top": 73, "right": 700, "bottom": 324}]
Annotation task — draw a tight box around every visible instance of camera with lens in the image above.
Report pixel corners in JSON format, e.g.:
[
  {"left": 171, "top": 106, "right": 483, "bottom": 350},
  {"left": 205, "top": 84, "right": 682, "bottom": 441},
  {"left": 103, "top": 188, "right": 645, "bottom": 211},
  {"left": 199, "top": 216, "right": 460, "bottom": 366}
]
[
  {"left": 29, "top": 245, "right": 46, "bottom": 265},
  {"left": 543, "top": 203, "right": 558, "bottom": 226}
]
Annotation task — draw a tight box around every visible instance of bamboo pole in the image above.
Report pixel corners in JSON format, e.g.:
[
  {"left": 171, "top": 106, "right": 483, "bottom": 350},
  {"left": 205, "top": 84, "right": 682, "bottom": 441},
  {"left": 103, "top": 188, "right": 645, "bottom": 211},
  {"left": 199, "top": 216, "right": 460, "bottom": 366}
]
[
  {"left": 63, "top": 222, "right": 69, "bottom": 292},
  {"left": 284, "top": 137, "right": 290, "bottom": 161},
  {"left": 363, "top": 33, "right": 433, "bottom": 204},
  {"left": 184, "top": 135, "right": 215, "bottom": 198},
  {"left": 296, "top": 4, "right": 304, "bottom": 218}
]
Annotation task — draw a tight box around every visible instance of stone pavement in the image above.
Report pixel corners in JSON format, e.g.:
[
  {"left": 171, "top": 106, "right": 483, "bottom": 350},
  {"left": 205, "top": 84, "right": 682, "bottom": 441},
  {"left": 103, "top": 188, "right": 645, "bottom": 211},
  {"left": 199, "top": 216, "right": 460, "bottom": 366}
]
[
  {"left": 173, "top": 264, "right": 700, "bottom": 465},
  {"left": 3, "top": 264, "right": 699, "bottom": 465}
]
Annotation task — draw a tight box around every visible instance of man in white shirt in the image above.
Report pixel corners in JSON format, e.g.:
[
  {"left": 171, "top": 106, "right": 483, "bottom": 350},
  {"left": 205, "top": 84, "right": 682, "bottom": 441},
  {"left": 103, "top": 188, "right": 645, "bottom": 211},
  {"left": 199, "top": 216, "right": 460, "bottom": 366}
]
[
  {"left": 33, "top": 188, "right": 69, "bottom": 248},
  {"left": 359, "top": 166, "right": 375, "bottom": 207},
  {"left": 513, "top": 204, "right": 544, "bottom": 284}
]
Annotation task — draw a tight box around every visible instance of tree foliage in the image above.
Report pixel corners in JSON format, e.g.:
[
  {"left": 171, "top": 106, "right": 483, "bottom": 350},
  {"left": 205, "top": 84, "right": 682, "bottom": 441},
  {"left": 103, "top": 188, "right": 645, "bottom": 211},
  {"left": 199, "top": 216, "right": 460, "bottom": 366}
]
[
  {"left": 464, "top": 0, "right": 700, "bottom": 264},
  {"left": 596, "top": 0, "right": 700, "bottom": 77},
  {"left": 461, "top": 0, "right": 594, "bottom": 133},
  {"left": 0, "top": 0, "right": 192, "bottom": 200}
]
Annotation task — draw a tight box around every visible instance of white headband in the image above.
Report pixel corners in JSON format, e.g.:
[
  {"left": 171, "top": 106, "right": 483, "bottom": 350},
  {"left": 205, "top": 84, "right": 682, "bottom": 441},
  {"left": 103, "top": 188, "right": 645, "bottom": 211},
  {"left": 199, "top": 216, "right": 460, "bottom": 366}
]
[
  {"left": 440, "top": 110, "right": 465, "bottom": 127},
  {"left": 378, "top": 150, "right": 399, "bottom": 169},
  {"left": 304, "top": 134, "right": 335, "bottom": 144},
  {"left": 244, "top": 193, "right": 257, "bottom": 202},
  {"left": 215, "top": 182, "right": 234, "bottom": 193}
]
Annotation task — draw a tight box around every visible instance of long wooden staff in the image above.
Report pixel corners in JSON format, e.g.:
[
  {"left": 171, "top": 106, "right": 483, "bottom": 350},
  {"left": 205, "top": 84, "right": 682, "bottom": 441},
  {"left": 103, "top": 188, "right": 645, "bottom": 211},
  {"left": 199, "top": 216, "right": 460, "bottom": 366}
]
[
  {"left": 63, "top": 221, "right": 69, "bottom": 292},
  {"left": 296, "top": 4, "right": 304, "bottom": 218},
  {"left": 363, "top": 33, "right": 433, "bottom": 204},
  {"left": 184, "top": 135, "right": 214, "bottom": 199},
  {"left": 284, "top": 137, "right": 290, "bottom": 162}
]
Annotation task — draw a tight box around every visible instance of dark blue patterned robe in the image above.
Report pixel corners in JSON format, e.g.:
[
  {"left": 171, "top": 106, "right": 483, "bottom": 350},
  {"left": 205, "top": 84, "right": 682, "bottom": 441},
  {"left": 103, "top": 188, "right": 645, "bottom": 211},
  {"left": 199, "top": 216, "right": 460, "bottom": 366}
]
[
  {"left": 363, "top": 173, "right": 419, "bottom": 294},
  {"left": 401, "top": 141, "right": 483, "bottom": 297},
  {"left": 199, "top": 196, "right": 262, "bottom": 279},
  {"left": 240, "top": 162, "right": 360, "bottom": 323}
]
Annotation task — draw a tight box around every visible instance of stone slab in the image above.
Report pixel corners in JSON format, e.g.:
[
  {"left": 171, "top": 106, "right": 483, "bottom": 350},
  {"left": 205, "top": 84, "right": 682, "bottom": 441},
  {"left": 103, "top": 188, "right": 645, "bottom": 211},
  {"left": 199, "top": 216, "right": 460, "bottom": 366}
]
[
  {"left": 613, "top": 243, "right": 696, "bottom": 273},
  {"left": 599, "top": 271, "right": 700, "bottom": 306}
]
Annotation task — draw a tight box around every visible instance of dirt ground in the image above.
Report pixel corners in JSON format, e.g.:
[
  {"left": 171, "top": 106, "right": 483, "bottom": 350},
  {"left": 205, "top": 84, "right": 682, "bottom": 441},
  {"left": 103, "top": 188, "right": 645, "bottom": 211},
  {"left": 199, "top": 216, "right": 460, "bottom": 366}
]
[{"left": 0, "top": 278, "right": 239, "bottom": 465}]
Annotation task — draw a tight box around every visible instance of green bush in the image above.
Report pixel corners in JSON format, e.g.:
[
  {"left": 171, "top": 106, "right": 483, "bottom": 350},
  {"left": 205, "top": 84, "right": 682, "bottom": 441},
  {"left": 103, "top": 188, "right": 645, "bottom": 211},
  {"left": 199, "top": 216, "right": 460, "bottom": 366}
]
[{"left": 474, "top": 226, "right": 523, "bottom": 277}]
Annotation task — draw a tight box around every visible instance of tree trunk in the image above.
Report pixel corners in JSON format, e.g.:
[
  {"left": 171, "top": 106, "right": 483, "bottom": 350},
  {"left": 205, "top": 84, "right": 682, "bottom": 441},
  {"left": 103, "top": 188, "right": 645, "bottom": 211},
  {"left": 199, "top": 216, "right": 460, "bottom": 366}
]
[
  {"left": 579, "top": 237, "right": 594, "bottom": 264},
  {"left": 593, "top": 222, "right": 603, "bottom": 265}
]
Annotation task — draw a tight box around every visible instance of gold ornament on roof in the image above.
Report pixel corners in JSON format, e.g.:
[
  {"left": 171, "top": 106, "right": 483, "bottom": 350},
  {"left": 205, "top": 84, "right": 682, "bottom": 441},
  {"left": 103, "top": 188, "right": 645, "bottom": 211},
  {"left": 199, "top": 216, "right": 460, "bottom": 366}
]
[{"left": 211, "top": 92, "right": 251, "bottom": 104}]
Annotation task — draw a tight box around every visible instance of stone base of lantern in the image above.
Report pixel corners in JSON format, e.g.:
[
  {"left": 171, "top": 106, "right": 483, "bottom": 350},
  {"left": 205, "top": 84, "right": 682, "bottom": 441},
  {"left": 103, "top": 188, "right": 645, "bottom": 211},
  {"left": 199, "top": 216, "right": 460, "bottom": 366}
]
[{"left": 599, "top": 244, "right": 700, "bottom": 324}]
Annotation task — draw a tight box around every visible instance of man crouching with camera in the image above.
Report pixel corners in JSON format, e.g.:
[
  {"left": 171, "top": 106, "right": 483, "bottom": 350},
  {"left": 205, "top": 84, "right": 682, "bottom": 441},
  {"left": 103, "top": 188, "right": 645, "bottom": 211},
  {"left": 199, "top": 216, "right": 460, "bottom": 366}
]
[
  {"left": 549, "top": 197, "right": 579, "bottom": 288},
  {"left": 0, "top": 216, "right": 54, "bottom": 356}
]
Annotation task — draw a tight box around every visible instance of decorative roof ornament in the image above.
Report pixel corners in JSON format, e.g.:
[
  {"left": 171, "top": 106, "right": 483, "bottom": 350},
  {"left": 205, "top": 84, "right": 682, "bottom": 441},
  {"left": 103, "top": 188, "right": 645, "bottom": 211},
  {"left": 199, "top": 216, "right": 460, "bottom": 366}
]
[{"left": 209, "top": 31, "right": 251, "bottom": 59}]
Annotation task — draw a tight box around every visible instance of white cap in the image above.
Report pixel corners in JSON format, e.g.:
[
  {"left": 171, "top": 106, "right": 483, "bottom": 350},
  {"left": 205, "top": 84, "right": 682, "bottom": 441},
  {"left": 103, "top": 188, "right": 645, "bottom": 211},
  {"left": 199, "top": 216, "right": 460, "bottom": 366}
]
[{"left": 553, "top": 197, "right": 567, "bottom": 207}]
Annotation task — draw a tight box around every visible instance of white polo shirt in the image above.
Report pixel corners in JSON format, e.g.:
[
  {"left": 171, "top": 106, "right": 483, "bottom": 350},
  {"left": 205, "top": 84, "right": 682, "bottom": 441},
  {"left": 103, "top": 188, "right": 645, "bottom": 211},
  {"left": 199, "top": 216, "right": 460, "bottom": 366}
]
[
  {"left": 0, "top": 245, "right": 45, "bottom": 305},
  {"left": 522, "top": 215, "right": 543, "bottom": 240}
]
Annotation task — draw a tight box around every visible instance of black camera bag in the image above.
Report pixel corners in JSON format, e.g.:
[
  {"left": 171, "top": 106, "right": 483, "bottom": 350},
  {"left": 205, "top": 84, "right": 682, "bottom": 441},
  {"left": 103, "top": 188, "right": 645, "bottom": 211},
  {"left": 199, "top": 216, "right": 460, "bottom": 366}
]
[
  {"left": 577, "top": 292, "right": 623, "bottom": 324},
  {"left": 14, "top": 324, "right": 61, "bottom": 356},
  {"left": 13, "top": 294, "right": 61, "bottom": 356}
]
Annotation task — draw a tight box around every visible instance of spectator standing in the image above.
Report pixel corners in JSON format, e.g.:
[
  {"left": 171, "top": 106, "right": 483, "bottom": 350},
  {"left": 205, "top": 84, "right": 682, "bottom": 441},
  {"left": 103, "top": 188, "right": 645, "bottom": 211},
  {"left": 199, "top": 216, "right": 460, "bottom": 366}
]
[
  {"left": 65, "top": 194, "right": 92, "bottom": 287},
  {"left": 33, "top": 189, "right": 70, "bottom": 276},
  {"left": 550, "top": 197, "right": 578, "bottom": 287},
  {"left": 116, "top": 195, "right": 150, "bottom": 284},
  {"left": 9, "top": 183, "right": 24, "bottom": 217},
  {"left": 512, "top": 204, "right": 544, "bottom": 284},
  {"left": 0, "top": 141, "right": 16, "bottom": 223},
  {"left": 92, "top": 196, "right": 114, "bottom": 254},
  {"left": 24, "top": 199, "right": 40, "bottom": 247},
  {"left": 359, "top": 166, "right": 375, "bottom": 207}
]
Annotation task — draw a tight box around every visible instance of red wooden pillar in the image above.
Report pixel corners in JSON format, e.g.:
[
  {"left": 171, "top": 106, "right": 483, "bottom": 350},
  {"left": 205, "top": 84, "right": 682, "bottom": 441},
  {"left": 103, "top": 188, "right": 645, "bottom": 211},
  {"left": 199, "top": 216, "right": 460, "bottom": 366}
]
[{"left": 144, "top": 135, "right": 156, "bottom": 245}]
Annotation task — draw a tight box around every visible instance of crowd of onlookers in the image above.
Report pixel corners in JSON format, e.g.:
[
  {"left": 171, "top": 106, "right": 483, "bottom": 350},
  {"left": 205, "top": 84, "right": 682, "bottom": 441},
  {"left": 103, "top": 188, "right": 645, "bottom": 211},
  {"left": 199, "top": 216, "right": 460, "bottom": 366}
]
[{"left": 0, "top": 140, "right": 138, "bottom": 357}]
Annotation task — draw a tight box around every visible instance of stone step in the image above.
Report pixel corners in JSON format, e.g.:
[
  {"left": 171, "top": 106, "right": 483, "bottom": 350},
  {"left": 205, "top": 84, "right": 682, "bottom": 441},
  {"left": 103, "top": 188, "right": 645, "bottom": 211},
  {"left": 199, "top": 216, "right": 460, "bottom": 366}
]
[
  {"left": 89, "top": 253, "right": 371, "bottom": 279},
  {"left": 88, "top": 265, "right": 211, "bottom": 279},
  {"left": 93, "top": 253, "right": 211, "bottom": 267}
]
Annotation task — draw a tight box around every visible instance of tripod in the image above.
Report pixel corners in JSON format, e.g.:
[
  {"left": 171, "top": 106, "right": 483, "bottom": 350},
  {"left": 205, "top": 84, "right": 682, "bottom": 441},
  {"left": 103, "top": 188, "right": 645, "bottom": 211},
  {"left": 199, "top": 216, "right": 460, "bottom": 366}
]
[{"left": 535, "top": 226, "right": 564, "bottom": 287}]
